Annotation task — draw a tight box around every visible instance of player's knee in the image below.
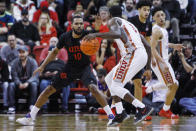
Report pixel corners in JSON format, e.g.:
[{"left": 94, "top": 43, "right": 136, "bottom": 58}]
[
  {"left": 88, "top": 84, "right": 98, "bottom": 94},
  {"left": 44, "top": 85, "right": 56, "bottom": 97},
  {"left": 112, "top": 96, "right": 121, "bottom": 103}
]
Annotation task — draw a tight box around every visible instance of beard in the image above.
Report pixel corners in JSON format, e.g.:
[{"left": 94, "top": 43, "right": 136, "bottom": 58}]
[
  {"left": 126, "top": 6, "right": 133, "bottom": 12},
  {"left": 73, "top": 28, "right": 83, "bottom": 35}
]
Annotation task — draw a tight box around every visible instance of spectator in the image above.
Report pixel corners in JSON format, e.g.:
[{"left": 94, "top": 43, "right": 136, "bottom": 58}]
[
  {"left": 0, "top": 1, "right": 14, "bottom": 44},
  {"left": 0, "top": 34, "right": 19, "bottom": 65},
  {"left": 39, "top": 58, "right": 70, "bottom": 114},
  {"left": 162, "top": 0, "right": 181, "bottom": 42},
  {"left": 12, "top": 0, "right": 36, "bottom": 22},
  {"left": 38, "top": 12, "right": 57, "bottom": 46},
  {"left": 9, "top": 9, "right": 40, "bottom": 51},
  {"left": 122, "top": 0, "right": 138, "bottom": 20},
  {"left": 32, "top": 0, "right": 59, "bottom": 25},
  {"left": 8, "top": 45, "right": 39, "bottom": 114},
  {"left": 0, "top": 56, "right": 9, "bottom": 113},
  {"left": 39, "top": 37, "right": 68, "bottom": 64}
]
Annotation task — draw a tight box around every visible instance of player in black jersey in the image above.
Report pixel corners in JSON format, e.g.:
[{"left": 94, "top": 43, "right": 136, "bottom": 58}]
[
  {"left": 128, "top": 1, "right": 153, "bottom": 121},
  {"left": 16, "top": 15, "right": 115, "bottom": 126}
]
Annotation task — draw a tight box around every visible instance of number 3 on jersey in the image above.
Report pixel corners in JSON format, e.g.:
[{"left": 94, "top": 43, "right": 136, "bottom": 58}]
[{"left": 74, "top": 53, "right": 81, "bottom": 60}]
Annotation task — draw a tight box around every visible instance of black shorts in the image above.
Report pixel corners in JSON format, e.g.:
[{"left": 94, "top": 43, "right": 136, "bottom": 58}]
[{"left": 51, "top": 65, "right": 97, "bottom": 90}]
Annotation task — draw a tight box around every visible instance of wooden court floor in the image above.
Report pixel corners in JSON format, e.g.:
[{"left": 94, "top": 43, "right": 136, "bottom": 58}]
[{"left": 0, "top": 114, "right": 195, "bottom": 131}]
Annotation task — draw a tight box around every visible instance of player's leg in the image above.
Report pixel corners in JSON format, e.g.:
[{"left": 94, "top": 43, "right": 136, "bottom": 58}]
[
  {"left": 133, "top": 79, "right": 143, "bottom": 101},
  {"left": 108, "top": 48, "right": 153, "bottom": 124},
  {"left": 16, "top": 70, "right": 71, "bottom": 125},
  {"left": 81, "top": 66, "right": 115, "bottom": 126},
  {"left": 153, "top": 61, "right": 179, "bottom": 118}
]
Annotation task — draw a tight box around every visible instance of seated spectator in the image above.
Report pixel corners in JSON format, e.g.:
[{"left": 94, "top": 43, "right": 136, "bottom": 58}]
[
  {"left": 0, "top": 34, "right": 20, "bottom": 66},
  {"left": 0, "top": 1, "right": 14, "bottom": 44},
  {"left": 32, "top": 0, "right": 59, "bottom": 25},
  {"left": 9, "top": 9, "right": 40, "bottom": 51},
  {"left": 12, "top": 0, "right": 36, "bottom": 22},
  {"left": 39, "top": 37, "right": 68, "bottom": 64},
  {"left": 8, "top": 45, "right": 39, "bottom": 114},
  {"left": 162, "top": 0, "right": 181, "bottom": 42},
  {"left": 122, "top": 0, "right": 138, "bottom": 20},
  {"left": 0, "top": 56, "right": 9, "bottom": 113},
  {"left": 39, "top": 58, "right": 70, "bottom": 113},
  {"left": 38, "top": 12, "right": 57, "bottom": 46}
]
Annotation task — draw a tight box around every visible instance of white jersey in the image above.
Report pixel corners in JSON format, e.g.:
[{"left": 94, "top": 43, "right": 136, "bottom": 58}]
[
  {"left": 152, "top": 24, "right": 169, "bottom": 61},
  {"left": 114, "top": 17, "right": 145, "bottom": 57}
]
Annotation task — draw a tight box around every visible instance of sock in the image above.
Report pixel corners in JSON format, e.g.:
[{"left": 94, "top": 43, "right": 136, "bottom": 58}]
[
  {"left": 115, "top": 102, "right": 123, "bottom": 114},
  {"left": 30, "top": 106, "right": 40, "bottom": 120},
  {"left": 163, "top": 104, "right": 170, "bottom": 111},
  {"left": 132, "top": 99, "right": 145, "bottom": 108},
  {"left": 103, "top": 105, "right": 114, "bottom": 119}
]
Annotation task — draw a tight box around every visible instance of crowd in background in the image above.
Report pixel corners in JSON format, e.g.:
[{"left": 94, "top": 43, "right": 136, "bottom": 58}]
[{"left": 0, "top": 0, "right": 195, "bottom": 116}]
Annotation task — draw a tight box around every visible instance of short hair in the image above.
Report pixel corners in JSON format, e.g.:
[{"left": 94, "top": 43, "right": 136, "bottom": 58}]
[
  {"left": 71, "top": 15, "right": 83, "bottom": 23},
  {"left": 109, "top": 5, "right": 122, "bottom": 17},
  {"left": 152, "top": 6, "right": 165, "bottom": 16},
  {"left": 99, "top": 6, "right": 109, "bottom": 13},
  {"left": 136, "top": 0, "right": 152, "bottom": 9}
]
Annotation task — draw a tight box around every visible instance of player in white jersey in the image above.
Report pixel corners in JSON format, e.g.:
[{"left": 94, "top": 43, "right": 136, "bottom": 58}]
[
  {"left": 83, "top": 5, "right": 153, "bottom": 125},
  {"left": 150, "top": 7, "right": 184, "bottom": 119}
]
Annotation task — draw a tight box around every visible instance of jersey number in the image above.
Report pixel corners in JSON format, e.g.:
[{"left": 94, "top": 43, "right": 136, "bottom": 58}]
[{"left": 74, "top": 53, "right": 82, "bottom": 60}]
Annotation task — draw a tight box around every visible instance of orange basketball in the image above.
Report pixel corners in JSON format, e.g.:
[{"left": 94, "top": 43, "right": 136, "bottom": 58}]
[{"left": 80, "top": 38, "right": 100, "bottom": 55}]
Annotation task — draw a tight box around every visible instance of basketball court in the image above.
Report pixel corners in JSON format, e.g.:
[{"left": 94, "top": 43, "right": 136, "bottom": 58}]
[{"left": 0, "top": 114, "right": 195, "bottom": 131}]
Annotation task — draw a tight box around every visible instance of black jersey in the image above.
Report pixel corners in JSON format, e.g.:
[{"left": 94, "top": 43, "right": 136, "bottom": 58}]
[
  {"left": 128, "top": 15, "right": 152, "bottom": 37},
  {"left": 57, "top": 31, "right": 90, "bottom": 72}
]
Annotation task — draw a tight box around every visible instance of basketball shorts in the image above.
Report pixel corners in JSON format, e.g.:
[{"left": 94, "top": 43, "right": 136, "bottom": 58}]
[
  {"left": 151, "top": 59, "right": 178, "bottom": 87},
  {"left": 105, "top": 48, "right": 148, "bottom": 89},
  {"left": 51, "top": 65, "right": 97, "bottom": 90}
]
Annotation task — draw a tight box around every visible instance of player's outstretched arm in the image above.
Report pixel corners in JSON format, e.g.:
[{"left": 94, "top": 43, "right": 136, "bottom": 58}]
[
  {"left": 168, "top": 43, "right": 185, "bottom": 51},
  {"left": 83, "top": 18, "right": 123, "bottom": 41},
  {"left": 33, "top": 47, "right": 59, "bottom": 76}
]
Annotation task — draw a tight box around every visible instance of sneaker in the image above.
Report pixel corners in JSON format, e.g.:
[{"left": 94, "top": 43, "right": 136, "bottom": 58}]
[
  {"left": 144, "top": 115, "right": 152, "bottom": 121},
  {"left": 159, "top": 109, "right": 179, "bottom": 119},
  {"left": 107, "top": 114, "right": 115, "bottom": 127},
  {"left": 134, "top": 106, "right": 154, "bottom": 125},
  {"left": 16, "top": 113, "right": 34, "bottom": 126},
  {"left": 7, "top": 107, "right": 15, "bottom": 114},
  {"left": 108, "top": 110, "right": 130, "bottom": 126}
]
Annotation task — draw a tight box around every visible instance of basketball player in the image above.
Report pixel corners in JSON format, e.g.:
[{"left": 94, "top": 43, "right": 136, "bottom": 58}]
[
  {"left": 128, "top": 0, "right": 153, "bottom": 121},
  {"left": 16, "top": 15, "right": 115, "bottom": 126},
  {"left": 83, "top": 6, "right": 154, "bottom": 125},
  {"left": 149, "top": 7, "right": 184, "bottom": 118}
]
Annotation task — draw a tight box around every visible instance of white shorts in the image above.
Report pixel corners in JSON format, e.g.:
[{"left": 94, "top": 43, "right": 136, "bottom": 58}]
[
  {"left": 105, "top": 48, "right": 148, "bottom": 96},
  {"left": 151, "top": 59, "right": 178, "bottom": 87}
]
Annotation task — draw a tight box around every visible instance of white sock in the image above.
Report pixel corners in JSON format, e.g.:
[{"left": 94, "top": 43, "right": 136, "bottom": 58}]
[
  {"left": 30, "top": 106, "right": 40, "bottom": 120},
  {"left": 163, "top": 104, "right": 170, "bottom": 111},
  {"left": 115, "top": 102, "right": 123, "bottom": 114},
  {"left": 132, "top": 99, "right": 145, "bottom": 108},
  {"left": 103, "top": 105, "right": 114, "bottom": 118}
]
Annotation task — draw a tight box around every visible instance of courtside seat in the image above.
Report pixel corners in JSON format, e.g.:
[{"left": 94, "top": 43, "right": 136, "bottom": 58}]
[{"left": 33, "top": 45, "right": 48, "bottom": 65}]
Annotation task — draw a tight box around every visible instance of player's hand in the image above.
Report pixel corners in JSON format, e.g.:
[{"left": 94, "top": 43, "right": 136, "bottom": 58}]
[
  {"left": 173, "top": 44, "right": 185, "bottom": 51},
  {"left": 83, "top": 33, "right": 96, "bottom": 41},
  {"left": 33, "top": 66, "right": 44, "bottom": 76},
  {"left": 143, "top": 69, "right": 152, "bottom": 81},
  {"left": 177, "top": 50, "right": 184, "bottom": 59}
]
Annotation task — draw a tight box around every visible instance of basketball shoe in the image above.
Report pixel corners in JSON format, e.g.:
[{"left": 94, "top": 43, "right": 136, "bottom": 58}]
[
  {"left": 159, "top": 109, "right": 179, "bottom": 119},
  {"left": 134, "top": 106, "right": 154, "bottom": 125},
  {"left": 107, "top": 114, "right": 115, "bottom": 126},
  {"left": 16, "top": 113, "right": 34, "bottom": 125},
  {"left": 108, "top": 110, "right": 130, "bottom": 126}
]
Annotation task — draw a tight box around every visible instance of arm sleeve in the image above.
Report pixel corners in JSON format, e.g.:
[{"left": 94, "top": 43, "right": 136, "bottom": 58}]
[
  {"left": 11, "top": 61, "right": 21, "bottom": 85},
  {"left": 27, "top": 59, "right": 39, "bottom": 83}
]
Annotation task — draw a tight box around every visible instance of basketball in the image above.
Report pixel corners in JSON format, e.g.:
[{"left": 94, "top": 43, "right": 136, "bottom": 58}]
[{"left": 80, "top": 38, "right": 100, "bottom": 55}]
